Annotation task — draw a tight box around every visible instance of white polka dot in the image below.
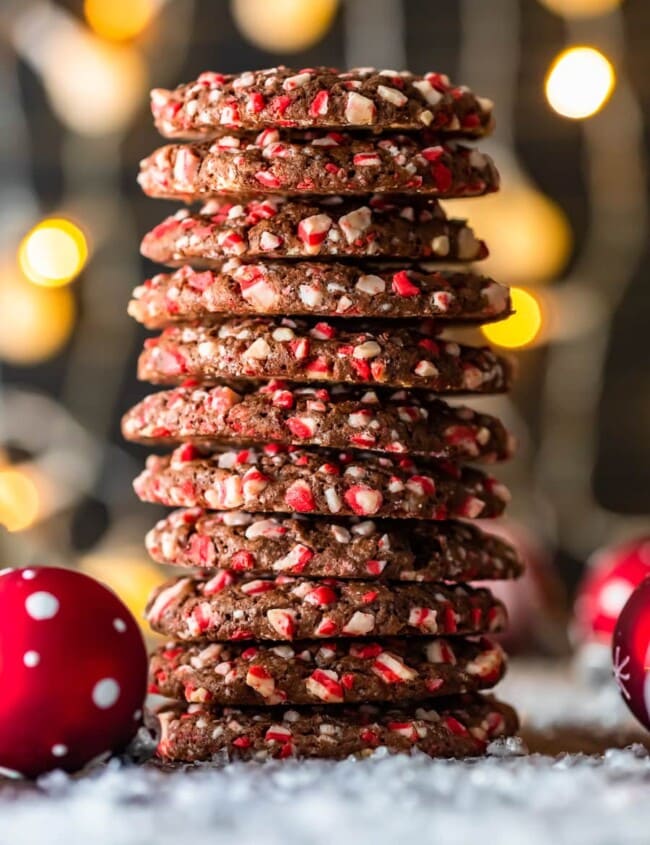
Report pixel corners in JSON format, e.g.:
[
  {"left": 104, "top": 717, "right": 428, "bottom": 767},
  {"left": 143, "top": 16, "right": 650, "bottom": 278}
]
[
  {"left": 92, "top": 678, "right": 120, "bottom": 709},
  {"left": 51, "top": 744, "right": 68, "bottom": 758},
  {"left": 22, "top": 569, "right": 37, "bottom": 580},
  {"left": 23, "top": 651, "right": 40, "bottom": 668},
  {"left": 25, "top": 591, "right": 59, "bottom": 620},
  {"left": 133, "top": 709, "right": 142, "bottom": 720},
  {"left": 0, "top": 568, "right": 12, "bottom": 577},
  {"left": 113, "top": 618, "right": 127, "bottom": 633}
]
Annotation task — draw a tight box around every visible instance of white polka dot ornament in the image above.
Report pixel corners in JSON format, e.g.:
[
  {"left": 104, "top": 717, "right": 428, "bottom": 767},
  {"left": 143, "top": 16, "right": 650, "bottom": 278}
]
[{"left": 0, "top": 567, "right": 148, "bottom": 778}]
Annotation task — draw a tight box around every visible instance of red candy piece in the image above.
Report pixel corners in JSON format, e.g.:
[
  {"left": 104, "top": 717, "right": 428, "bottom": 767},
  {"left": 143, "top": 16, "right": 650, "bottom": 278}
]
[
  {"left": 612, "top": 575, "right": 650, "bottom": 731},
  {"left": 0, "top": 567, "right": 147, "bottom": 778}
]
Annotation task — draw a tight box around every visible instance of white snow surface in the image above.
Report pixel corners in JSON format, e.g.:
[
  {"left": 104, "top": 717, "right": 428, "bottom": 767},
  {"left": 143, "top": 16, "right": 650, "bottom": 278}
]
[{"left": 2, "top": 663, "right": 649, "bottom": 845}]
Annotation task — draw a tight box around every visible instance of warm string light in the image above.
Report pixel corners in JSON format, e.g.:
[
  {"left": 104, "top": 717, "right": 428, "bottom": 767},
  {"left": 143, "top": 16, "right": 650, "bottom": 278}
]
[
  {"left": 19, "top": 218, "right": 88, "bottom": 288},
  {"left": 12, "top": 5, "right": 147, "bottom": 135},
  {"left": 45, "top": 38, "right": 147, "bottom": 136},
  {"left": 84, "top": 0, "right": 157, "bottom": 41},
  {"left": 538, "top": 0, "right": 623, "bottom": 18},
  {"left": 447, "top": 186, "right": 572, "bottom": 286},
  {"left": 545, "top": 46, "right": 616, "bottom": 119},
  {"left": 0, "top": 468, "right": 40, "bottom": 533},
  {"left": 232, "top": 0, "right": 339, "bottom": 52},
  {"left": 0, "top": 268, "right": 76, "bottom": 364},
  {"left": 481, "top": 287, "right": 544, "bottom": 349}
]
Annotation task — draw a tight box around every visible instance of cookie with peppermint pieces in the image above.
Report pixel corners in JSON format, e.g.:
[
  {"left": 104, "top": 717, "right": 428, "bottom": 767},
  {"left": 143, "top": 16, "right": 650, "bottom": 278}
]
[
  {"left": 137, "top": 317, "right": 513, "bottom": 394},
  {"left": 132, "top": 444, "right": 511, "bottom": 520},
  {"left": 144, "top": 509, "right": 523, "bottom": 582},
  {"left": 122, "top": 382, "right": 515, "bottom": 461},
  {"left": 128, "top": 263, "right": 512, "bottom": 328},
  {"left": 140, "top": 196, "right": 487, "bottom": 265},
  {"left": 138, "top": 134, "right": 499, "bottom": 200},
  {"left": 149, "top": 636, "right": 506, "bottom": 707},
  {"left": 145, "top": 573, "right": 507, "bottom": 642},
  {"left": 150, "top": 67, "right": 494, "bottom": 139}
]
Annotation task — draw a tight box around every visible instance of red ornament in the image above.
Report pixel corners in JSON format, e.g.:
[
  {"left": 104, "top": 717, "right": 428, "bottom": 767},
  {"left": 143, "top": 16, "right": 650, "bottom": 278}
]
[
  {"left": 574, "top": 537, "right": 650, "bottom": 644},
  {"left": 0, "top": 566, "right": 148, "bottom": 778},
  {"left": 612, "top": 577, "right": 650, "bottom": 731}
]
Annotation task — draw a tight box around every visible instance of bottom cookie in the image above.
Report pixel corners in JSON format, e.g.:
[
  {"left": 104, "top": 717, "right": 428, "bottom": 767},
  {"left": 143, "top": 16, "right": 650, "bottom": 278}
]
[{"left": 151, "top": 694, "right": 518, "bottom": 762}]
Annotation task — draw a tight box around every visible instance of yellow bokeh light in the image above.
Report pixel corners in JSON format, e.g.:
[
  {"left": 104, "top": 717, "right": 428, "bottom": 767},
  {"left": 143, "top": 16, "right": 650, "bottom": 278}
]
[
  {"left": 232, "top": 0, "right": 339, "bottom": 53},
  {"left": 545, "top": 46, "right": 615, "bottom": 119},
  {"left": 0, "top": 468, "right": 40, "bottom": 533},
  {"left": 84, "top": 0, "right": 156, "bottom": 41},
  {"left": 448, "top": 185, "right": 572, "bottom": 286},
  {"left": 80, "top": 552, "right": 163, "bottom": 636},
  {"left": 44, "top": 37, "right": 147, "bottom": 135},
  {"left": 538, "top": 0, "right": 622, "bottom": 18},
  {"left": 482, "top": 287, "right": 544, "bottom": 349},
  {"left": 19, "top": 218, "right": 88, "bottom": 288},
  {"left": 0, "top": 270, "right": 75, "bottom": 364}
]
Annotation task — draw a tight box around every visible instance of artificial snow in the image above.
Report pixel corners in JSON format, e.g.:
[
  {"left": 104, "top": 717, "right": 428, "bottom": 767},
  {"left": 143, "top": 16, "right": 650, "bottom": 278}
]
[{"left": 1, "top": 663, "right": 648, "bottom": 845}]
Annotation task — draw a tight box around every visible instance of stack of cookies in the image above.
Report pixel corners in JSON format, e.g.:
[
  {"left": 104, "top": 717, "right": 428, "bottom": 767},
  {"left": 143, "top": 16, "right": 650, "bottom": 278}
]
[{"left": 125, "top": 66, "right": 523, "bottom": 763}]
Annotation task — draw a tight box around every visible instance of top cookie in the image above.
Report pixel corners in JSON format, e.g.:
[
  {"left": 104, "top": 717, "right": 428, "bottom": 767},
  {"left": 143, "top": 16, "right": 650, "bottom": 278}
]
[{"left": 150, "top": 67, "right": 494, "bottom": 139}]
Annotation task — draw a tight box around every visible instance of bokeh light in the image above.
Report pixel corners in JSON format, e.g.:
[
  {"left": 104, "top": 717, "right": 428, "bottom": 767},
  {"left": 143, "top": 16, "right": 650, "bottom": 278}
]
[
  {"left": 84, "top": 0, "right": 156, "bottom": 42},
  {"left": 19, "top": 218, "right": 88, "bottom": 288},
  {"left": 80, "top": 551, "right": 164, "bottom": 637},
  {"left": 232, "top": 0, "right": 339, "bottom": 53},
  {"left": 538, "top": 0, "right": 623, "bottom": 18},
  {"left": 0, "top": 269, "right": 76, "bottom": 364},
  {"left": 44, "top": 36, "right": 147, "bottom": 135},
  {"left": 482, "top": 287, "right": 544, "bottom": 349},
  {"left": 545, "top": 47, "right": 615, "bottom": 119},
  {"left": 448, "top": 185, "right": 572, "bottom": 286},
  {"left": 0, "top": 468, "right": 40, "bottom": 533}
]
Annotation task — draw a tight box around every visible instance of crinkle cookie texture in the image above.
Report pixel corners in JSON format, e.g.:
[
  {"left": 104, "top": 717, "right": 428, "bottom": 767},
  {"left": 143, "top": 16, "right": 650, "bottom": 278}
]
[
  {"left": 128, "top": 262, "right": 512, "bottom": 328},
  {"left": 145, "top": 509, "right": 523, "bottom": 582},
  {"left": 149, "top": 635, "right": 506, "bottom": 707},
  {"left": 150, "top": 66, "right": 495, "bottom": 138},
  {"left": 132, "top": 444, "right": 511, "bottom": 521},
  {"left": 122, "top": 381, "right": 515, "bottom": 461},
  {"left": 138, "top": 134, "right": 499, "bottom": 200},
  {"left": 137, "top": 317, "right": 513, "bottom": 393},
  {"left": 145, "top": 573, "right": 507, "bottom": 642},
  {"left": 140, "top": 196, "right": 487, "bottom": 265},
  {"left": 151, "top": 694, "right": 517, "bottom": 762}
]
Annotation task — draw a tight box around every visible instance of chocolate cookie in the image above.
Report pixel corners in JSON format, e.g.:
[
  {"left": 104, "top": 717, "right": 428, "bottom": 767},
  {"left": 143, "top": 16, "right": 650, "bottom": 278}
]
[
  {"left": 137, "top": 318, "right": 513, "bottom": 394},
  {"left": 140, "top": 196, "right": 486, "bottom": 265},
  {"left": 145, "top": 574, "right": 507, "bottom": 642},
  {"left": 133, "top": 444, "right": 511, "bottom": 520},
  {"left": 144, "top": 509, "right": 523, "bottom": 582},
  {"left": 150, "top": 67, "right": 494, "bottom": 139},
  {"left": 152, "top": 694, "right": 517, "bottom": 762},
  {"left": 128, "top": 262, "right": 512, "bottom": 328},
  {"left": 138, "top": 135, "right": 499, "bottom": 200},
  {"left": 123, "top": 382, "right": 515, "bottom": 462},
  {"left": 149, "top": 636, "right": 506, "bottom": 706}
]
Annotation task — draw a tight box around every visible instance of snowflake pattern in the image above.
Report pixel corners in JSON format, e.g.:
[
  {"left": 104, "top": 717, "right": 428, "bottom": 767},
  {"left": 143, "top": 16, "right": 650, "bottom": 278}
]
[{"left": 612, "top": 645, "right": 631, "bottom": 700}]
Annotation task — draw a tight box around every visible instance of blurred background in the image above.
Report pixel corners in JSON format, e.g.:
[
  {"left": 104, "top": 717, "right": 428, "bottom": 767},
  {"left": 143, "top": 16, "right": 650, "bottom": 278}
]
[{"left": 0, "top": 0, "right": 648, "bottom": 654}]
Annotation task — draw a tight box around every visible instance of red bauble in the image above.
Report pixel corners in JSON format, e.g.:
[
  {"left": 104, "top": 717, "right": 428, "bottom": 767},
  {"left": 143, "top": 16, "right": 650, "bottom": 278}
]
[
  {"left": 574, "top": 537, "right": 650, "bottom": 644},
  {"left": 612, "top": 577, "right": 650, "bottom": 731},
  {"left": 0, "top": 567, "right": 148, "bottom": 778}
]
